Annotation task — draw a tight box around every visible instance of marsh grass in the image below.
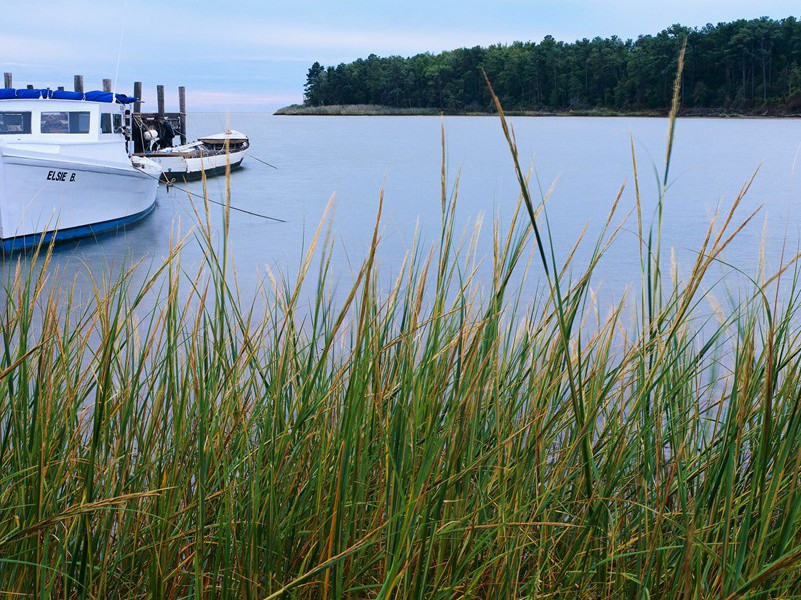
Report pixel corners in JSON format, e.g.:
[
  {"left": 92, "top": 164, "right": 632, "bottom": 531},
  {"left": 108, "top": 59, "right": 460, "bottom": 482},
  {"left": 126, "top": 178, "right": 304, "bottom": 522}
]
[
  {"left": 275, "top": 104, "right": 441, "bottom": 116},
  {"left": 4, "top": 58, "right": 801, "bottom": 598}
]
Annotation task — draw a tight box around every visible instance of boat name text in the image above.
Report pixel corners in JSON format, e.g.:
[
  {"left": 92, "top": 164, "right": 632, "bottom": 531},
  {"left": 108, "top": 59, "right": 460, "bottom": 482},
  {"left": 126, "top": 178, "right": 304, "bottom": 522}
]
[{"left": 46, "top": 171, "right": 76, "bottom": 182}]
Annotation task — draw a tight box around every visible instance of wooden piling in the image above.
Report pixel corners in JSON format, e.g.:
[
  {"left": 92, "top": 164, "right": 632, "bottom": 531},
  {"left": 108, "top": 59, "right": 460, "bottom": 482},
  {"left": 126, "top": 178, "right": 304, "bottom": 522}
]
[
  {"left": 26, "top": 84, "right": 33, "bottom": 90},
  {"left": 157, "top": 85, "right": 165, "bottom": 115},
  {"left": 74, "top": 75, "right": 84, "bottom": 93},
  {"left": 3, "top": 73, "right": 11, "bottom": 88},
  {"left": 178, "top": 86, "right": 187, "bottom": 144},
  {"left": 129, "top": 83, "right": 186, "bottom": 147},
  {"left": 103, "top": 79, "right": 112, "bottom": 92},
  {"left": 57, "top": 86, "right": 64, "bottom": 91},
  {"left": 133, "top": 81, "right": 142, "bottom": 113}
]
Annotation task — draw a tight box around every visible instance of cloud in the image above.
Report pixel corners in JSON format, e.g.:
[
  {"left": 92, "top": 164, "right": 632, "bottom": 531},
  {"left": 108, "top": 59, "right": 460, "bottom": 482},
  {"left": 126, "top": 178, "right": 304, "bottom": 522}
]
[
  {"left": 188, "top": 90, "right": 299, "bottom": 109},
  {"left": 226, "top": 24, "right": 524, "bottom": 56},
  {"left": 0, "top": 35, "right": 88, "bottom": 66}
]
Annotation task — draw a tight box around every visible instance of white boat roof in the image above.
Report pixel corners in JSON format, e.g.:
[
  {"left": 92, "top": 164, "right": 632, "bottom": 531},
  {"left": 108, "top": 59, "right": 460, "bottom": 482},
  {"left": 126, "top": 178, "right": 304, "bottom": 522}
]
[{"left": 198, "top": 129, "right": 248, "bottom": 143}]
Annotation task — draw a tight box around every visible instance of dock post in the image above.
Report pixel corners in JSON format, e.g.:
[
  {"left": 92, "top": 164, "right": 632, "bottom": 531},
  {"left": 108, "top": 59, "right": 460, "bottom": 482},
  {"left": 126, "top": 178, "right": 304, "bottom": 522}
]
[
  {"left": 57, "top": 86, "right": 64, "bottom": 91},
  {"left": 133, "top": 81, "right": 142, "bottom": 113},
  {"left": 74, "top": 75, "right": 84, "bottom": 93},
  {"left": 157, "top": 84, "right": 165, "bottom": 115},
  {"left": 26, "top": 84, "right": 33, "bottom": 90},
  {"left": 178, "top": 86, "right": 187, "bottom": 144},
  {"left": 102, "top": 78, "right": 112, "bottom": 92},
  {"left": 3, "top": 73, "right": 11, "bottom": 88}
]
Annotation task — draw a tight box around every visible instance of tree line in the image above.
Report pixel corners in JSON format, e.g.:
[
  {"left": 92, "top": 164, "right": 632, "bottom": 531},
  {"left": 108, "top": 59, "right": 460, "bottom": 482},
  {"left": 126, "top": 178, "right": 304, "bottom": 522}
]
[{"left": 303, "top": 17, "right": 801, "bottom": 113}]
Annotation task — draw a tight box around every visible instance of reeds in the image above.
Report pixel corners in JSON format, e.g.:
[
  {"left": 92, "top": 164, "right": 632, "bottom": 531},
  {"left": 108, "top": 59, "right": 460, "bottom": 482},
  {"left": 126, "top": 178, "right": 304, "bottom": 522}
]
[
  {"left": 3, "top": 70, "right": 801, "bottom": 598},
  {"left": 274, "top": 104, "right": 441, "bottom": 116}
]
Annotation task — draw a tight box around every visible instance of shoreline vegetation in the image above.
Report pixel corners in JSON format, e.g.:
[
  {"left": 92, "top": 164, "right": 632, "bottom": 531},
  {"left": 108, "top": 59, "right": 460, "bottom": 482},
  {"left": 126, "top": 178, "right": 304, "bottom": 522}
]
[
  {"left": 275, "top": 102, "right": 801, "bottom": 117},
  {"left": 6, "top": 55, "right": 801, "bottom": 597},
  {"left": 298, "top": 16, "right": 801, "bottom": 117}
]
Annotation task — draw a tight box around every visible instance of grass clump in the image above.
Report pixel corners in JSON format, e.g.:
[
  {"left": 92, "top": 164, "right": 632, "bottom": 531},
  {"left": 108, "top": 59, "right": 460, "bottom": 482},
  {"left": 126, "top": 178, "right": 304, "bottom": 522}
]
[
  {"left": 274, "top": 104, "right": 441, "bottom": 116},
  {"left": 4, "top": 60, "right": 801, "bottom": 598}
]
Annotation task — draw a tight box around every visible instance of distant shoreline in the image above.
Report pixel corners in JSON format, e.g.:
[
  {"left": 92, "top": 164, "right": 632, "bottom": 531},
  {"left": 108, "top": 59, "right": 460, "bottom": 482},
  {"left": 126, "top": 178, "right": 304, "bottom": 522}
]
[{"left": 275, "top": 103, "right": 801, "bottom": 118}]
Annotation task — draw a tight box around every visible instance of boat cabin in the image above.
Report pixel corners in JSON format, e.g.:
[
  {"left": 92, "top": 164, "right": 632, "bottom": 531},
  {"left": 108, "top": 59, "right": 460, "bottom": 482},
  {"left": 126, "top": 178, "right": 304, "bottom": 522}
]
[{"left": 0, "top": 89, "right": 137, "bottom": 147}]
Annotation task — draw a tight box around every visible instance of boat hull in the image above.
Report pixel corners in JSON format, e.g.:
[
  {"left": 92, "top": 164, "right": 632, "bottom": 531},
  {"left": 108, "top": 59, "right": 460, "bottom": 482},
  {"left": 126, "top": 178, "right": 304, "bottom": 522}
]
[
  {"left": 154, "top": 149, "right": 247, "bottom": 182},
  {"left": 1, "top": 202, "right": 156, "bottom": 253},
  {"left": 0, "top": 149, "right": 159, "bottom": 252}
]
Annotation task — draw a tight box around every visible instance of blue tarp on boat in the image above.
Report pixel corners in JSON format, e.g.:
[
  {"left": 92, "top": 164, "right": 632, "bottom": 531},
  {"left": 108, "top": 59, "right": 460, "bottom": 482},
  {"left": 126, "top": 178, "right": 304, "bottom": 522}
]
[
  {"left": 84, "top": 91, "right": 114, "bottom": 102},
  {"left": 0, "top": 88, "right": 138, "bottom": 104},
  {"left": 50, "top": 90, "right": 84, "bottom": 100},
  {"left": 16, "top": 88, "right": 45, "bottom": 98}
]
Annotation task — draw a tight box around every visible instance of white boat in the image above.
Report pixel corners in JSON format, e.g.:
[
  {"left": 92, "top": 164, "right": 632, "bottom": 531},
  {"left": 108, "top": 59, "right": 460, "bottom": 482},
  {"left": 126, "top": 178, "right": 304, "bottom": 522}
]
[
  {"left": 139, "top": 129, "right": 249, "bottom": 182},
  {"left": 0, "top": 88, "right": 161, "bottom": 252}
]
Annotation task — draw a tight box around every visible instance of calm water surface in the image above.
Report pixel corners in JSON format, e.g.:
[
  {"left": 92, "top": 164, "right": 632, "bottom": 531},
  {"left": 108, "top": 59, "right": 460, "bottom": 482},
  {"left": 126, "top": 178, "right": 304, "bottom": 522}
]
[{"left": 5, "top": 114, "right": 801, "bottom": 312}]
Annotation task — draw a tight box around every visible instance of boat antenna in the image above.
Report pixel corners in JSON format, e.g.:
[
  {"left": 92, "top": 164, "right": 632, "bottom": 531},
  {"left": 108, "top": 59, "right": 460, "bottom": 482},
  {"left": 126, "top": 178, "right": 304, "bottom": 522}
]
[{"left": 112, "top": 0, "right": 129, "bottom": 97}]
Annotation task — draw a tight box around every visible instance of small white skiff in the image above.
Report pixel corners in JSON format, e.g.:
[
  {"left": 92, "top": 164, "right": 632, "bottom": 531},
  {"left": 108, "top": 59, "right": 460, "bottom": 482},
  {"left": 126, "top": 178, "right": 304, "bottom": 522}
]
[
  {"left": 139, "top": 129, "right": 249, "bottom": 182},
  {"left": 0, "top": 88, "right": 161, "bottom": 252}
]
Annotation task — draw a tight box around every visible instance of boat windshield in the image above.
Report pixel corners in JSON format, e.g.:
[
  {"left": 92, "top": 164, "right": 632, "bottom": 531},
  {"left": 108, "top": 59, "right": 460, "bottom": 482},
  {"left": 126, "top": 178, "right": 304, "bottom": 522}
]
[
  {"left": 41, "top": 111, "right": 90, "bottom": 134},
  {"left": 0, "top": 111, "right": 32, "bottom": 134}
]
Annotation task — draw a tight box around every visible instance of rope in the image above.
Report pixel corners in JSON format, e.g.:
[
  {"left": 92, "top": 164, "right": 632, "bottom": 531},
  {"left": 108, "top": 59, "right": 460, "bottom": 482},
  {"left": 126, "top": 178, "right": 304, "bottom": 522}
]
[
  {"left": 137, "top": 167, "right": 286, "bottom": 223},
  {"left": 247, "top": 153, "right": 278, "bottom": 169}
]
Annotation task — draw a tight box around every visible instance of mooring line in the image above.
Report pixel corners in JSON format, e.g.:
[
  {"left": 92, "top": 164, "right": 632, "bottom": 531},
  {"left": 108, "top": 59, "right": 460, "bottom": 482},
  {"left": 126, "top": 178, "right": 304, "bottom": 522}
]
[
  {"left": 247, "top": 153, "right": 278, "bottom": 169},
  {"left": 139, "top": 168, "right": 287, "bottom": 223}
]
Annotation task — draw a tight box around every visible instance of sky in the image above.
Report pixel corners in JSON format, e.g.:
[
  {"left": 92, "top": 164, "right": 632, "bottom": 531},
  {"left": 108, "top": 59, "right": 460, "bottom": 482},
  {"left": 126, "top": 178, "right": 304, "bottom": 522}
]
[{"left": 1, "top": 1, "right": 799, "bottom": 112}]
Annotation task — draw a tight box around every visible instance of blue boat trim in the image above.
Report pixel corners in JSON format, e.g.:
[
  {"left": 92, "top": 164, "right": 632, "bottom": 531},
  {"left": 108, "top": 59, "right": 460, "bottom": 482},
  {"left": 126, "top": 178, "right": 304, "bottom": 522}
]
[{"left": 1, "top": 202, "right": 156, "bottom": 253}]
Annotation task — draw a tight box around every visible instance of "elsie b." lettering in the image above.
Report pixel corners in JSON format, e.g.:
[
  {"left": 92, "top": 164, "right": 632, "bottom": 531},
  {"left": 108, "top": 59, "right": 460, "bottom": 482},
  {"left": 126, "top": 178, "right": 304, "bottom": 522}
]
[{"left": 46, "top": 170, "right": 76, "bottom": 182}]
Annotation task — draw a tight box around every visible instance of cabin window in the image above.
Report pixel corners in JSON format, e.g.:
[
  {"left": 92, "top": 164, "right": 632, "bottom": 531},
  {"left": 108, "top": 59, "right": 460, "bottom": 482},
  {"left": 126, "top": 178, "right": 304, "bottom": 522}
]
[
  {"left": 40, "top": 111, "right": 91, "bottom": 134},
  {"left": 100, "top": 113, "right": 124, "bottom": 134},
  {"left": 0, "top": 111, "right": 32, "bottom": 134}
]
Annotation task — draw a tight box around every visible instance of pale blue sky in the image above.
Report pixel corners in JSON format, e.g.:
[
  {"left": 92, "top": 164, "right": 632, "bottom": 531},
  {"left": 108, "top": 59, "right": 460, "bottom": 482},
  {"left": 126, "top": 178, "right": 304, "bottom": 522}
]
[{"left": 1, "top": 1, "right": 799, "bottom": 111}]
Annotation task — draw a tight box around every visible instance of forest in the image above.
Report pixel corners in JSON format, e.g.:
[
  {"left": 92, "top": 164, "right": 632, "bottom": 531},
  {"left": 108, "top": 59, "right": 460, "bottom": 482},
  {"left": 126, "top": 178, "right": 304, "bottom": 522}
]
[{"left": 302, "top": 17, "right": 801, "bottom": 113}]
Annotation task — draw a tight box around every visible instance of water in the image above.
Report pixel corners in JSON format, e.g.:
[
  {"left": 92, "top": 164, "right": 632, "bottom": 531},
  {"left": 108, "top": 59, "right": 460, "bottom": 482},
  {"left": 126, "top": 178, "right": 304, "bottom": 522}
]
[{"left": 5, "top": 114, "right": 801, "bottom": 313}]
